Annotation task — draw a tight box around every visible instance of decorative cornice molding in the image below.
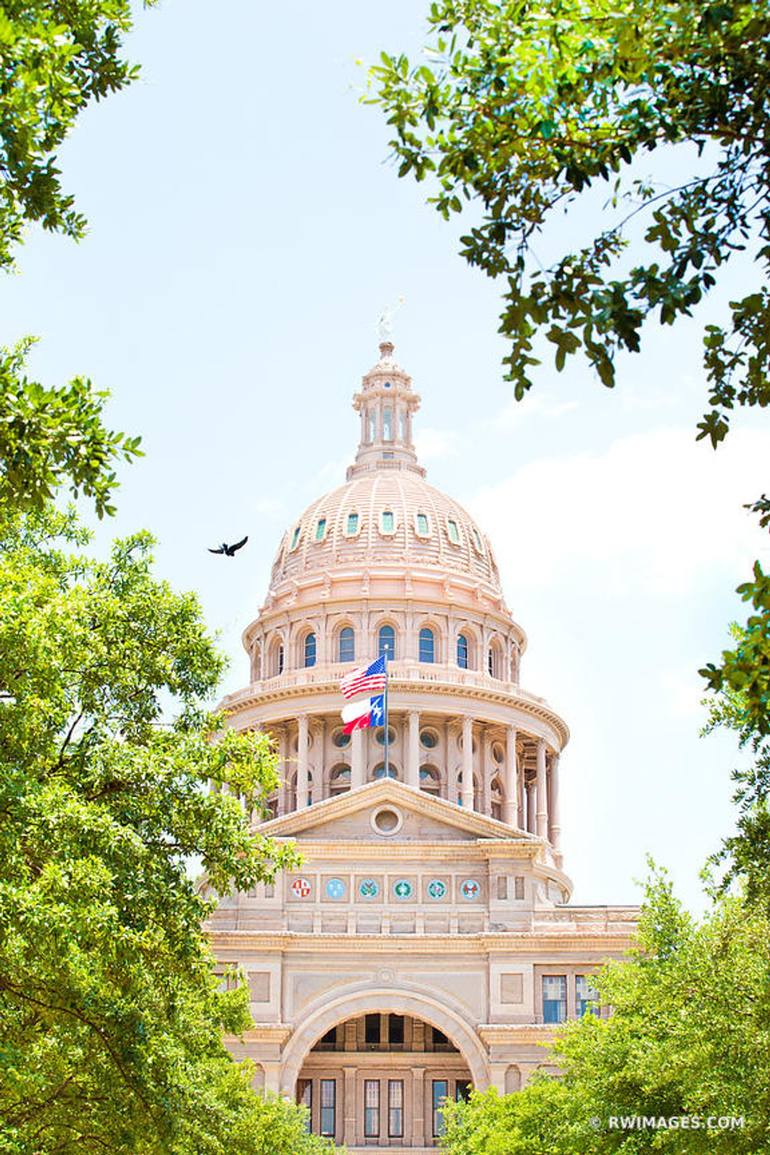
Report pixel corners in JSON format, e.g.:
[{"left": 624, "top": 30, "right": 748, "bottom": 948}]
[{"left": 208, "top": 931, "right": 637, "bottom": 954}]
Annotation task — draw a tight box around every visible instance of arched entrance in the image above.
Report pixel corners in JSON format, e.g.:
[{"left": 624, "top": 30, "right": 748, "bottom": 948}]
[{"left": 281, "top": 990, "right": 489, "bottom": 1149}]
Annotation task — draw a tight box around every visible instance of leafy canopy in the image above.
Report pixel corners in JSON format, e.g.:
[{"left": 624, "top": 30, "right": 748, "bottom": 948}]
[
  {"left": 441, "top": 867, "right": 770, "bottom": 1154},
  {"left": 0, "top": 0, "right": 141, "bottom": 270},
  {"left": 369, "top": 0, "right": 770, "bottom": 445},
  {"left": 0, "top": 507, "right": 313, "bottom": 1155}
]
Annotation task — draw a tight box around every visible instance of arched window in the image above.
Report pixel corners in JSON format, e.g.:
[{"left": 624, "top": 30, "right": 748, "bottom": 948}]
[
  {"left": 383, "top": 407, "right": 393, "bottom": 441},
  {"left": 271, "top": 641, "right": 284, "bottom": 676},
  {"left": 419, "top": 627, "right": 435, "bottom": 664},
  {"left": 373, "top": 763, "right": 399, "bottom": 780},
  {"left": 378, "top": 624, "right": 396, "bottom": 661},
  {"left": 339, "top": 627, "right": 355, "bottom": 663},
  {"left": 329, "top": 765, "right": 351, "bottom": 797},
  {"left": 457, "top": 634, "right": 469, "bottom": 669},
  {"left": 491, "top": 777, "right": 503, "bottom": 821},
  {"left": 488, "top": 641, "right": 503, "bottom": 679},
  {"left": 420, "top": 765, "right": 441, "bottom": 796},
  {"left": 303, "top": 632, "right": 317, "bottom": 668},
  {"left": 368, "top": 411, "right": 377, "bottom": 442}
]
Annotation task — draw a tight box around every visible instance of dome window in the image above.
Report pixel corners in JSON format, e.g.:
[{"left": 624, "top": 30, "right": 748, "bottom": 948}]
[
  {"left": 330, "top": 765, "right": 351, "bottom": 796},
  {"left": 378, "top": 624, "right": 396, "bottom": 661},
  {"left": 373, "top": 764, "right": 399, "bottom": 780},
  {"left": 420, "top": 765, "right": 440, "bottom": 796},
  {"left": 315, "top": 518, "right": 327, "bottom": 542},
  {"left": 380, "top": 510, "right": 395, "bottom": 535},
  {"left": 419, "top": 627, "right": 435, "bottom": 664},
  {"left": 457, "top": 633, "right": 469, "bottom": 669},
  {"left": 447, "top": 518, "right": 462, "bottom": 546},
  {"left": 290, "top": 525, "right": 301, "bottom": 551},
  {"left": 383, "top": 407, "right": 393, "bottom": 440},
  {"left": 420, "top": 729, "right": 438, "bottom": 749},
  {"left": 338, "top": 627, "right": 355, "bottom": 663},
  {"left": 303, "top": 632, "right": 317, "bottom": 668},
  {"left": 414, "top": 512, "right": 430, "bottom": 537},
  {"left": 471, "top": 527, "right": 484, "bottom": 553},
  {"left": 345, "top": 512, "right": 360, "bottom": 537},
  {"left": 375, "top": 726, "right": 397, "bottom": 747},
  {"left": 332, "top": 728, "right": 351, "bottom": 748}
]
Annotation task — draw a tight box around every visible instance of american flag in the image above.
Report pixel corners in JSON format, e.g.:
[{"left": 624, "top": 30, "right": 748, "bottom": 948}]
[{"left": 340, "top": 654, "right": 388, "bottom": 700}]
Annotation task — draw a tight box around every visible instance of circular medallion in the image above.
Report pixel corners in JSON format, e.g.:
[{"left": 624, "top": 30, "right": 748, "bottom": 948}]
[
  {"left": 460, "top": 878, "right": 481, "bottom": 901},
  {"left": 359, "top": 878, "right": 379, "bottom": 899},
  {"left": 427, "top": 879, "right": 447, "bottom": 900},
  {"left": 393, "top": 879, "right": 413, "bottom": 900},
  {"left": 325, "top": 877, "right": 346, "bottom": 900},
  {"left": 291, "top": 877, "right": 312, "bottom": 898}
]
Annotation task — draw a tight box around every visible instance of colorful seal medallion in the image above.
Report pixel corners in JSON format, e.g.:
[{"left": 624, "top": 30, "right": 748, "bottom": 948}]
[
  {"left": 393, "top": 878, "right": 413, "bottom": 900},
  {"left": 427, "top": 879, "right": 447, "bottom": 900},
  {"left": 460, "top": 879, "right": 480, "bottom": 900},
  {"left": 325, "top": 877, "right": 346, "bottom": 900},
  {"left": 359, "top": 878, "right": 379, "bottom": 899},
  {"left": 291, "top": 877, "right": 312, "bottom": 898}
]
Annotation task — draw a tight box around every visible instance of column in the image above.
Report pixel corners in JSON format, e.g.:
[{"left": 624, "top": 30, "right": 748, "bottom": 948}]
[
  {"left": 526, "top": 780, "right": 535, "bottom": 833},
  {"left": 535, "top": 738, "right": 548, "bottom": 838},
  {"left": 343, "top": 1067, "right": 357, "bottom": 1146},
  {"left": 351, "top": 727, "right": 364, "bottom": 788},
  {"left": 407, "top": 709, "right": 420, "bottom": 789},
  {"left": 315, "top": 718, "right": 326, "bottom": 801},
  {"left": 412, "top": 1067, "right": 426, "bottom": 1146},
  {"left": 503, "top": 725, "right": 517, "bottom": 825},
  {"left": 462, "top": 715, "right": 474, "bottom": 810},
  {"left": 297, "top": 714, "right": 309, "bottom": 808},
  {"left": 517, "top": 743, "right": 525, "bottom": 829},
  {"left": 549, "top": 753, "right": 562, "bottom": 853},
  {"left": 277, "top": 728, "right": 289, "bottom": 815}
]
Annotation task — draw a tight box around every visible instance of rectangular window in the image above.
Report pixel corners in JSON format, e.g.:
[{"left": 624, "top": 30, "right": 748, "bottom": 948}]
[
  {"left": 432, "top": 1079, "right": 449, "bottom": 1137},
  {"left": 346, "top": 512, "right": 359, "bottom": 535},
  {"left": 290, "top": 525, "right": 301, "bottom": 550},
  {"left": 431, "top": 1027, "right": 449, "bottom": 1049},
  {"left": 381, "top": 510, "right": 395, "bottom": 533},
  {"left": 497, "top": 875, "right": 509, "bottom": 900},
  {"left": 383, "top": 407, "right": 393, "bottom": 440},
  {"left": 315, "top": 517, "right": 326, "bottom": 541},
  {"left": 576, "top": 974, "right": 600, "bottom": 1017},
  {"left": 364, "top": 1079, "right": 380, "bottom": 1137},
  {"left": 297, "top": 1079, "right": 312, "bottom": 1133},
  {"left": 320, "top": 1079, "right": 336, "bottom": 1138},
  {"left": 514, "top": 876, "right": 525, "bottom": 900},
  {"left": 543, "top": 975, "right": 567, "bottom": 1023},
  {"left": 388, "top": 1080, "right": 404, "bottom": 1137},
  {"left": 263, "top": 883, "right": 275, "bottom": 899},
  {"left": 365, "top": 1013, "right": 381, "bottom": 1045},
  {"left": 447, "top": 518, "right": 461, "bottom": 544},
  {"left": 388, "top": 1013, "right": 404, "bottom": 1046},
  {"left": 455, "top": 1080, "right": 472, "bottom": 1102},
  {"left": 416, "top": 512, "right": 429, "bottom": 536}
]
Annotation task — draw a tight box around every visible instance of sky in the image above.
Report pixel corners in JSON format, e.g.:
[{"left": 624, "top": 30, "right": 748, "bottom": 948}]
[{"left": 2, "top": 0, "right": 769, "bottom": 913}]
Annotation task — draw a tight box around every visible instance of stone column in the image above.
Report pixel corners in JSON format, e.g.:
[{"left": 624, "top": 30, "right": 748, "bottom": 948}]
[
  {"left": 526, "top": 780, "right": 535, "bottom": 833},
  {"left": 536, "top": 738, "right": 548, "bottom": 838},
  {"left": 517, "top": 743, "right": 525, "bottom": 829},
  {"left": 315, "top": 717, "right": 326, "bottom": 801},
  {"left": 407, "top": 709, "right": 420, "bottom": 789},
  {"left": 351, "top": 727, "right": 364, "bottom": 789},
  {"left": 462, "top": 715, "right": 474, "bottom": 810},
  {"left": 343, "top": 1067, "right": 357, "bottom": 1146},
  {"left": 297, "top": 714, "right": 309, "bottom": 809},
  {"left": 503, "top": 725, "right": 517, "bottom": 825},
  {"left": 549, "top": 753, "right": 562, "bottom": 854},
  {"left": 277, "top": 728, "right": 289, "bottom": 815},
  {"left": 412, "top": 1067, "right": 426, "bottom": 1145}
]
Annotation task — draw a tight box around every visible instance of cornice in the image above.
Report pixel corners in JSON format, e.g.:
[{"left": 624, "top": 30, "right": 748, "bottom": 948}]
[
  {"left": 478, "top": 1024, "right": 560, "bottom": 1045},
  {"left": 226, "top": 1025, "right": 293, "bottom": 1045},
  {"left": 208, "top": 931, "right": 637, "bottom": 954}
]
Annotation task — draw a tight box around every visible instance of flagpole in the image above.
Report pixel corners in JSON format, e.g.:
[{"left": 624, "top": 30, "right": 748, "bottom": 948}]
[{"left": 383, "top": 655, "right": 389, "bottom": 779}]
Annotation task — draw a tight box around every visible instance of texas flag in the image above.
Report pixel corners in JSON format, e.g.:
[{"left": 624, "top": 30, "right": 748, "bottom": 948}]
[{"left": 341, "top": 693, "right": 385, "bottom": 734}]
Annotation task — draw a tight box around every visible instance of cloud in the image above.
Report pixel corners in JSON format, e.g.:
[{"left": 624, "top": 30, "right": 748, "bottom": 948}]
[
  {"left": 414, "top": 426, "right": 460, "bottom": 461},
  {"left": 253, "top": 496, "right": 288, "bottom": 518},
  {"left": 469, "top": 426, "right": 770, "bottom": 596},
  {"left": 484, "top": 394, "right": 580, "bottom": 433}
]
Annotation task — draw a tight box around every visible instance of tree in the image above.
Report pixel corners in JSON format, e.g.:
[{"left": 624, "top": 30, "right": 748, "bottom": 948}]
[
  {"left": 0, "top": 0, "right": 141, "bottom": 272},
  {"left": 1, "top": 0, "right": 147, "bottom": 515},
  {"left": 700, "top": 498, "right": 770, "bottom": 910},
  {"left": 0, "top": 506, "right": 329, "bottom": 1154},
  {"left": 369, "top": 0, "right": 770, "bottom": 445},
  {"left": 441, "top": 868, "right": 770, "bottom": 1154}
]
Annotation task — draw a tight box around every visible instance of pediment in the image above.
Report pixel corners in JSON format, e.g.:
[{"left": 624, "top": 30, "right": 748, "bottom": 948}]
[{"left": 257, "top": 779, "right": 536, "bottom": 843}]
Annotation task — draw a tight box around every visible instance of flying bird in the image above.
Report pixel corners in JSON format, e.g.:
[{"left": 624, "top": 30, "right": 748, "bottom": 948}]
[{"left": 209, "top": 536, "right": 248, "bottom": 557}]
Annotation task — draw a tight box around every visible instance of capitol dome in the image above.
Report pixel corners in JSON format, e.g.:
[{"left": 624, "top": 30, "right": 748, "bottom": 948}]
[{"left": 270, "top": 471, "right": 502, "bottom": 592}]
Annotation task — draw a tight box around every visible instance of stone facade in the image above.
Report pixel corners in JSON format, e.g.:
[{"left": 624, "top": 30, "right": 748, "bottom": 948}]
[{"left": 206, "top": 341, "right": 638, "bottom": 1152}]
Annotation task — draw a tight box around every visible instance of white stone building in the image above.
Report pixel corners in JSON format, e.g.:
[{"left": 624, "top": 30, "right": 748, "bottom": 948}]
[{"left": 207, "top": 340, "right": 637, "bottom": 1152}]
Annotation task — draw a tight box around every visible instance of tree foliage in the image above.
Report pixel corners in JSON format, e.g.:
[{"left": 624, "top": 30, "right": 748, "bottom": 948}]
[
  {"left": 0, "top": 339, "right": 141, "bottom": 518},
  {"left": 0, "top": 507, "right": 318, "bottom": 1155},
  {"left": 699, "top": 497, "right": 770, "bottom": 909},
  {"left": 369, "top": 0, "right": 770, "bottom": 444},
  {"left": 441, "top": 868, "right": 770, "bottom": 1154},
  {"left": 0, "top": 0, "right": 141, "bottom": 270}
]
